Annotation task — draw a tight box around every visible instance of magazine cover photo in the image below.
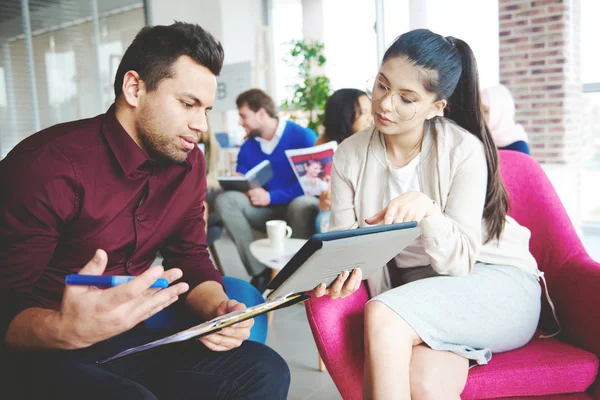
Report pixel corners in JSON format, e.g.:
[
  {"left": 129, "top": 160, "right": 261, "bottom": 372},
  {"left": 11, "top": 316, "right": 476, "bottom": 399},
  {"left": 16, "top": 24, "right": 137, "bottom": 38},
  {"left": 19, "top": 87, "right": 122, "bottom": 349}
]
[{"left": 285, "top": 142, "right": 337, "bottom": 197}]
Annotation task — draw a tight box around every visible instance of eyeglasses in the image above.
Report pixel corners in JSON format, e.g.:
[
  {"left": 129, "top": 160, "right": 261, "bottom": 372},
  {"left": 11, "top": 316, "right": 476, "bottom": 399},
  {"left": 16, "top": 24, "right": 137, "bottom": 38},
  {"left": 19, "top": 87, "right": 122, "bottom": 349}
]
[{"left": 366, "top": 77, "right": 417, "bottom": 121}]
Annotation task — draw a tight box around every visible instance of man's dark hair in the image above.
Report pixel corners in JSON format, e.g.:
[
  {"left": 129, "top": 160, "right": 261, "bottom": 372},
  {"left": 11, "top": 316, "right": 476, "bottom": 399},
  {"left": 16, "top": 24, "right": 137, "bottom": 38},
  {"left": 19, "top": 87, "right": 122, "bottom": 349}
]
[
  {"left": 114, "top": 22, "right": 224, "bottom": 98},
  {"left": 235, "top": 89, "right": 277, "bottom": 118}
]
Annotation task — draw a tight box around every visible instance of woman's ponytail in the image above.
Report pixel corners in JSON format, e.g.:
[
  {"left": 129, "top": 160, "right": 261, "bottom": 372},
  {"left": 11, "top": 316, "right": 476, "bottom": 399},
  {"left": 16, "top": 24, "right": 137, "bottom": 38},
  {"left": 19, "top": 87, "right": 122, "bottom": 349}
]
[{"left": 445, "top": 37, "right": 509, "bottom": 242}]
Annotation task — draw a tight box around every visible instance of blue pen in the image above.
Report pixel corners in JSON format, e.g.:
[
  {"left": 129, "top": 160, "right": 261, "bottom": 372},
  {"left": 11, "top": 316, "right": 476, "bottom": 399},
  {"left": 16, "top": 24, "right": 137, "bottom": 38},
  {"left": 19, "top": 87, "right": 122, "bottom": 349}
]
[{"left": 65, "top": 274, "right": 169, "bottom": 289}]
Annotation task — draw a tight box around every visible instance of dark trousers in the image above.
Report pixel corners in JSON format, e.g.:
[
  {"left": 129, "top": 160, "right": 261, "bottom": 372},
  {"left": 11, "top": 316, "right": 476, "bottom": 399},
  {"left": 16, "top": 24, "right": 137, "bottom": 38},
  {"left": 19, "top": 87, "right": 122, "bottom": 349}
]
[{"left": 5, "top": 328, "right": 290, "bottom": 400}]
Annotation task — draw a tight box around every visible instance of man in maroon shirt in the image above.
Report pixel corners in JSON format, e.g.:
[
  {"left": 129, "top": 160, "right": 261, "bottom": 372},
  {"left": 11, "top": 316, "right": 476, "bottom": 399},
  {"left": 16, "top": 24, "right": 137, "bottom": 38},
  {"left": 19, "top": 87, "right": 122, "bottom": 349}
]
[{"left": 0, "top": 22, "right": 289, "bottom": 400}]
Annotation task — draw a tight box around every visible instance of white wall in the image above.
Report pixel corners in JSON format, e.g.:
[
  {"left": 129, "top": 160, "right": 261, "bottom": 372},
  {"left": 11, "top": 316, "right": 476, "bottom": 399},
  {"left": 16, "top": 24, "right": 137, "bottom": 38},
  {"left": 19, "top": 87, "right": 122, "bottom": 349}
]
[
  {"left": 220, "top": 0, "right": 263, "bottom": 144},
  {"left": 272, "top": 0, "right": 303, "bottom": 105},
  {"left": 301, "top": 0, "right": 324, "bottom": 42},
  {"left": 147, "top": 0, "right": 224, "bottom": 41},
  {"left": 383, "top": 0, "right": 410, "bottom": 49},
  {"left": 221, "top": 0, "right": 262, "bottom": 65},
  {"left": 409, "top": 0, "right": 500, "bottom": 89},
  {"left": 322, "top": 0, "right": 378, "bottom": 91}
]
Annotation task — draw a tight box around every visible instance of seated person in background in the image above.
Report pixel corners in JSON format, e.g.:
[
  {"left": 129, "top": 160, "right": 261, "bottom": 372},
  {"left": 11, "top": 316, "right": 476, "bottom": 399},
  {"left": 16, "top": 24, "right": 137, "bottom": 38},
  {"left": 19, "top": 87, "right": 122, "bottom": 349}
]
[
  {"left": 315, "top": 89, "right": 373, "bottom": 232},
  {"left": 199, "top": 121, "right": 224, "bottom": 240},
  {"left": 481, "top": 84, "right": 530, "bottom": 155},
  {"left": 315, "top": 88, "right": 373, "bottom": 146},
  {"left": 215, "top": 89, "right": 319, "bottom": 291},
  {"left": 0, "top": 23, "right": 289, "bottom": 400}
]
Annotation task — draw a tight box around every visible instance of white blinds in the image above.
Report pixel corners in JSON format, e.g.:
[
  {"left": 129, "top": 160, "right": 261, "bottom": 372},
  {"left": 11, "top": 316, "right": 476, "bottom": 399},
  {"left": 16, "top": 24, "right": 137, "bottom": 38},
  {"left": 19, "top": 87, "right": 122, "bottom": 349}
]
[{"left": 0, "top": 0, "right": 145, "bottom": 158}]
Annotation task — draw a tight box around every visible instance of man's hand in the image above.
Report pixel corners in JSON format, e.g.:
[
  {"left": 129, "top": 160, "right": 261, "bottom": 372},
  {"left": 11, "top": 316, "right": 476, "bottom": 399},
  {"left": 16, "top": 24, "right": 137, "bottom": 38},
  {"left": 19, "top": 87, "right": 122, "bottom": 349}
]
[
  {"left": 199, "top": 299, "right": 254, "bottom": 351},
  {"left": 247, "top": 187, "right": 270, "bottom": 207},
  {"left": 57, "top": 249, "right": 189, "bottom": 349}
]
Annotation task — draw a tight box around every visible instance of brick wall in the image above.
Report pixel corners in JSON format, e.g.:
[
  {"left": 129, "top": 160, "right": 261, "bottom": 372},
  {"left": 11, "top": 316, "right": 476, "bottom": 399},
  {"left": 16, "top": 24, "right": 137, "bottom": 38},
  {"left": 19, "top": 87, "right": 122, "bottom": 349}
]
[{"left": 498, "top": 0, "right": 582, "bottom": 164}]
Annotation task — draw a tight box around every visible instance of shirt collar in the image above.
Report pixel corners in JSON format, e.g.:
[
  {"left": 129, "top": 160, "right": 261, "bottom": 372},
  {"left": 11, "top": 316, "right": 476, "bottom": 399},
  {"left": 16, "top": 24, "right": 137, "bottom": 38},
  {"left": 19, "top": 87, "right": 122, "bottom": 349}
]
[
  {"left": 256, "top": 118, "right": 286, "bottom": 144},
  {"left": 101, "top": 105, "right": 197, "bottom": 178}
]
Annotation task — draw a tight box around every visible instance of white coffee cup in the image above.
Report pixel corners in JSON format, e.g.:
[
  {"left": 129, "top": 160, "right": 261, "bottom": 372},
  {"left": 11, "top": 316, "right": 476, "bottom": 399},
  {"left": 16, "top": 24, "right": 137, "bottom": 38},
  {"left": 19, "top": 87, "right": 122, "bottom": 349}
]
[{"left": 266, "top": 220, "right": 293, "bottom": 251}]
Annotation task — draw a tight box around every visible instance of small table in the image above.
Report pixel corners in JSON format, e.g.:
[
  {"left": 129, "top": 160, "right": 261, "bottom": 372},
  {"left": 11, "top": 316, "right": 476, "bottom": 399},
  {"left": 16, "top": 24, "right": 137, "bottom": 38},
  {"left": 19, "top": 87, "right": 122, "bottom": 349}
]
[
  {"left": 249, "top": 237, "right": 326, "bottom": 372},
  {"left": 249, "top": 238, "right": 306, "bottom": 278}
]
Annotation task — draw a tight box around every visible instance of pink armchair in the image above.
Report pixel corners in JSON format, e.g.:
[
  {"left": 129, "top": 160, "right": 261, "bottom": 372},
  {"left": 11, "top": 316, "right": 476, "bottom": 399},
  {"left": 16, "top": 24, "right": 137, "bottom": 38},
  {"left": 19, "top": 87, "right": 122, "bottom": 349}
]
[{"left": 305, "top": 150, "right": 600, "bottom": 399}]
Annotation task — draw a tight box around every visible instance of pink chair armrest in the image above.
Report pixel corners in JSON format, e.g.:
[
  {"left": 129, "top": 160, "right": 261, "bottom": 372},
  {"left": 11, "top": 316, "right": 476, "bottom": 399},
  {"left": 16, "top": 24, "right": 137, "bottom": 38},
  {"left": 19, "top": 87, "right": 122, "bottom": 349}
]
[
  {"left": 305, "top": 283, "right": 369, "bottom": 400},
  {"left": 556, "top": 254, "right": 600, "bottom": 357}
]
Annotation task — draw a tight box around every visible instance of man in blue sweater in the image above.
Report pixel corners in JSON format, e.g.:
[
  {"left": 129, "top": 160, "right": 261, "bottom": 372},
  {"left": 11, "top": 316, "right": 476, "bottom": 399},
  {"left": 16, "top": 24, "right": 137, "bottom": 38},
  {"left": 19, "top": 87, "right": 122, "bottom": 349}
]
[{"left": 215, "top": 89, "right": 319, "bottom": 291}]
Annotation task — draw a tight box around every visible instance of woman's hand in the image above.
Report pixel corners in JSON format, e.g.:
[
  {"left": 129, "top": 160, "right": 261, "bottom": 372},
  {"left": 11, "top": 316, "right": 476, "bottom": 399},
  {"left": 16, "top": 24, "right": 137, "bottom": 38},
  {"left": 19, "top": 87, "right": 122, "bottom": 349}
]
[
  {"left": 319, "top": 190, "right": 331, "bottom": 211},
  {"left": 365, "top": 192, "right": 436, "bottom": 225},
  {"left": 313, "top": 268, "right": 362, "bottom": 299}
]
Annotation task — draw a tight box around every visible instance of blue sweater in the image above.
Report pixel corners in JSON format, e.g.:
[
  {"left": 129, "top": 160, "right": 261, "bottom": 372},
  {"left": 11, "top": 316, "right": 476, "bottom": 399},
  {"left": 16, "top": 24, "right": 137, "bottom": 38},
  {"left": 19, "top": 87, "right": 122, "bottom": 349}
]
[{"left": 236, "top": 120, "right": 317, "bottom": 205}]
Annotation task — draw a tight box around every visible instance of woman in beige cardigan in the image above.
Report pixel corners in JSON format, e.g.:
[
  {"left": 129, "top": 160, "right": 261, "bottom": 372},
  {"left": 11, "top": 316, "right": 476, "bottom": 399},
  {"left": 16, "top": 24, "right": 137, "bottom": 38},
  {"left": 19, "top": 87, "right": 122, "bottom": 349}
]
[{"left": 313, "top": 29, "right": 542, "bottom": 399}]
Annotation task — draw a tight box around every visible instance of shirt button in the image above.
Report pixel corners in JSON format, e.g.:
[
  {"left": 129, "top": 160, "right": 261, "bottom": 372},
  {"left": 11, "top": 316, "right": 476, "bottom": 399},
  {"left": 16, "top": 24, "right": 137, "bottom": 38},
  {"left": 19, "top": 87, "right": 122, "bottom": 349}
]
[
  {"left": 136, "top": 215, "right": 142, "bottom": 221},
  {"left": 127, "top": 261, "right": 132, "bottom": 268}
]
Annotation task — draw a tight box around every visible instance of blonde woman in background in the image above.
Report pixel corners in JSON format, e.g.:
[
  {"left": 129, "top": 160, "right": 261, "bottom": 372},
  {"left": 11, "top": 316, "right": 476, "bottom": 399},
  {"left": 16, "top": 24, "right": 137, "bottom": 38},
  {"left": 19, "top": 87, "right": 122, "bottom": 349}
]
[{"left": 200, "top": 123, "right": 224, "bottom": 234}]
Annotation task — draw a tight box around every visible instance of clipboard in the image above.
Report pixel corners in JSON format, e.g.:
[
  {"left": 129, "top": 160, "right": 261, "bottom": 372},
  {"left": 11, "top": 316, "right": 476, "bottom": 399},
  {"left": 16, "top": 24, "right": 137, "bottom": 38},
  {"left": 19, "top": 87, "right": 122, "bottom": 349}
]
[
  {"left": 97, "top": 292, "right": 309, "bottom": 364},
  {"left": 99, "top": 223, "right": 420, "bottom": 364},
  {"left": 265, "top": 222, "right": 422, "bottom": 300}
]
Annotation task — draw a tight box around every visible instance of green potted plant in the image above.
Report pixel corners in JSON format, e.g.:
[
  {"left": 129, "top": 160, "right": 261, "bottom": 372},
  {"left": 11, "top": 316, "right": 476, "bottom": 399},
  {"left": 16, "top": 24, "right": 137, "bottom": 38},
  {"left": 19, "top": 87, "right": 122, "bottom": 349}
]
[{"left": 281, "top": 40, "right": 332, "bottom": 133}]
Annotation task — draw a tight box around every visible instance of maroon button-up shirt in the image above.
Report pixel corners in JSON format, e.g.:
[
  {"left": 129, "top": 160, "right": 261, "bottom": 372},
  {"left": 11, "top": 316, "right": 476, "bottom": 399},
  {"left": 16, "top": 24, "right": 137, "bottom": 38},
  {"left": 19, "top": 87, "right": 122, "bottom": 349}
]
[{"left": 0, "top": 105, "right": 223, "bottom": 340}]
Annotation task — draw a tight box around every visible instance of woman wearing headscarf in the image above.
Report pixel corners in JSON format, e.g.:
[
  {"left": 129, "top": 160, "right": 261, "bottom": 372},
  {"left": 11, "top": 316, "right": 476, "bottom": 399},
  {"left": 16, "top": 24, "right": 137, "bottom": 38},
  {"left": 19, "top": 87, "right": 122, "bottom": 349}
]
[{"left": 481, "top": 84, "right": 530, "bottom": 155}]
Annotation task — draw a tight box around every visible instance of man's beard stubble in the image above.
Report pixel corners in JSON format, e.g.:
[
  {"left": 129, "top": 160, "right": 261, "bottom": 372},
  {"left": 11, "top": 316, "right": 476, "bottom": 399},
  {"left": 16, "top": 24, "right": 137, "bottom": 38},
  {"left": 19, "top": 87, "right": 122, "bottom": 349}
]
[{"left": 136, "top": 105, "right": 188, "bottom": 164}]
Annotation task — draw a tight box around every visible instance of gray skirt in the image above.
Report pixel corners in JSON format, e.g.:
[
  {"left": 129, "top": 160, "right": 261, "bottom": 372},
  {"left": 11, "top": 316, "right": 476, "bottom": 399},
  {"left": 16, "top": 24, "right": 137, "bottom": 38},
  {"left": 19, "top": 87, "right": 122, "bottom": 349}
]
[{"left": 369, "top": 262, "right": 541, "bottom": 365}]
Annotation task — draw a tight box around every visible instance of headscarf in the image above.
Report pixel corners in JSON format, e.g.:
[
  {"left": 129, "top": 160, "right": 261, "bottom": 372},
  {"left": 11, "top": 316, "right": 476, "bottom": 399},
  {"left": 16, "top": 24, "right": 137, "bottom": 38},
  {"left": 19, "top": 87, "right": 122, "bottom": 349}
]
[{"left": 481, "top": 84, "right": 528, "bottom": 148}]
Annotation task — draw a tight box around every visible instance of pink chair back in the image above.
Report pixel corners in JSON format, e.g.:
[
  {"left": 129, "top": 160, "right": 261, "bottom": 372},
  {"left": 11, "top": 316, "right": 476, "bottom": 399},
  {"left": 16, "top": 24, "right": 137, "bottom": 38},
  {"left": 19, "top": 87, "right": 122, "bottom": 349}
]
[
  {"left": 498, "top": 151, "right": 586, "bottom": 331},
  {"left": 498, "top": 150, "right": 586, "bottom": 277}
]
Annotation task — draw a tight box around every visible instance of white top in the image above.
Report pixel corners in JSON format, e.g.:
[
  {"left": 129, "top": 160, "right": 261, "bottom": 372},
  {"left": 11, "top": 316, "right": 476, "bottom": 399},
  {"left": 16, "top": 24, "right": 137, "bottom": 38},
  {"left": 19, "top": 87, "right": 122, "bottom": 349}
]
[
  {"left": 382, "top": 153, "right": 421, "bottom": 205},
  {"left": 256, "top": 119, "right": 287, "bottom": 155},
  {"left": 382, "top": 153, "right": 430, "bottom": 268}
]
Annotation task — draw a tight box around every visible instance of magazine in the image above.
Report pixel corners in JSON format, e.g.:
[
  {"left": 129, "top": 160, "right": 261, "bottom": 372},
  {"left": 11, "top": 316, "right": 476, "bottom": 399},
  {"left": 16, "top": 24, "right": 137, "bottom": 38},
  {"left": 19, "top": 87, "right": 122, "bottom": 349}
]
[
  {"left": 218, "top": 160, "right": 273, "bottom": 192},
  {"left": 285, "top": 142, "right": 338, "bottom": 197}
]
